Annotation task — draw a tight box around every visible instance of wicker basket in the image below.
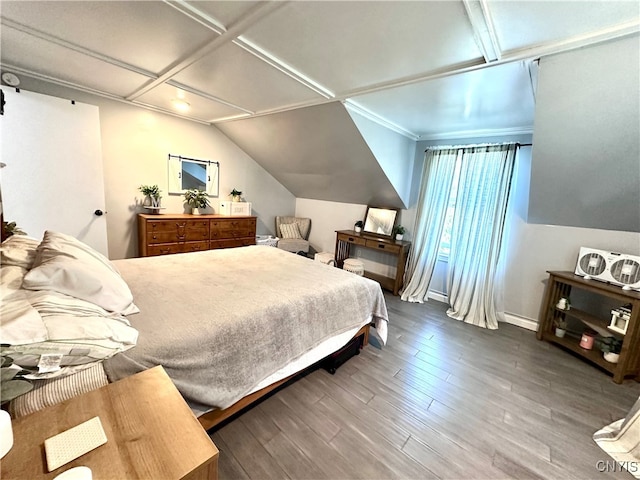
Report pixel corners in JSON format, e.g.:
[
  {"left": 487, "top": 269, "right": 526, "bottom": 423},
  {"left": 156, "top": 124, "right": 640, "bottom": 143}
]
[
  {"left": 343, "top": 258, "right": 364, "bottom": 276},
  {"left": 314, "top": 252, "right": 336, "bottom": 266},
  {"left": 256, "top": 235, "right": 279, "bottom": 247}
]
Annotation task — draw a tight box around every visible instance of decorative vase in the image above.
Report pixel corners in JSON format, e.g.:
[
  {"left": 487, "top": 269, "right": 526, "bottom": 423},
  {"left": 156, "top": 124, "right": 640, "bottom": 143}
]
[
  {"left": 232, "top": 195, "right": 241, "bottom": 202},
  {"left": 192, "top": 207, "right": 201, "bottom": 215},
  {"left": 395, "top": 234, "right": 404, "bottom": 241},
  {"left": 555, "top": 327, "right": 566, "bottom": 338},
  {"left": 151, "top": 196, "right": 161, "bottom": 208},
  {"left": 354, "top": 227, "right": 362, "bottom": 233},
  {"left": 603, "top": 352, "right": 620, "bottom": 363}
]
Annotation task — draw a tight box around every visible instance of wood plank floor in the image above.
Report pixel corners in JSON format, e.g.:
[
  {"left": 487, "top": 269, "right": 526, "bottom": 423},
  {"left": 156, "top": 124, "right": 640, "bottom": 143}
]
[{"left": 210, "top": 293, "right": 640, "bottom": 479}]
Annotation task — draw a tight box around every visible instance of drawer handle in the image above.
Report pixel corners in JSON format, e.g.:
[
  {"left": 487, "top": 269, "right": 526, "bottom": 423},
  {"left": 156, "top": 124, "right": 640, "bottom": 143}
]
[
  {"left": 177, "top": 235, "right": 185, "bottom": 240},
  {"left": 378, "top": 244, "right": 385, "bottom": 249},
  {"left": 153, "top": 235, "right": 157, "bottom": 239},
  {"left": 160, "top": 248, "right": 171, "bottom": 254},
  {"left": 348, "top": 237, "right": 355, "bottom": 242}
]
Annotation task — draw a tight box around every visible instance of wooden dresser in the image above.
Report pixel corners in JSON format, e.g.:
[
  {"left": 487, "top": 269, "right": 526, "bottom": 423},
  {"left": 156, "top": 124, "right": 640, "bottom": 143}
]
[{"left": 138, "top": 213, "right": 256, "bottom": 257}]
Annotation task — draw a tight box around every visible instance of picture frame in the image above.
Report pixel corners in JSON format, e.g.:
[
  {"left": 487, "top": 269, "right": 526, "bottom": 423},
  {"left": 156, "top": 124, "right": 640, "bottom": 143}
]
[{"left": 362, "top": 206, "right": 399, "bottom": 238}]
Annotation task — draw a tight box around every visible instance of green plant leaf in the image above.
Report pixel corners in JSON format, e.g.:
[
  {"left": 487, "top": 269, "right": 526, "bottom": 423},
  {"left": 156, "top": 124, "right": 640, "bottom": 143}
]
[
  {"left": 1, "top": 379, "right": 33, "bottom": 403},
  {"left": 1, "top": 368, "right": 18, "bottom": 382}
]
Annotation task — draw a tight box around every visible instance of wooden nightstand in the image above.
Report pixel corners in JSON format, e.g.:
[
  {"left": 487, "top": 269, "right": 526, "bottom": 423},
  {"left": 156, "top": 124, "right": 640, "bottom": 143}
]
[{"left": 1, "top": 366, "right": 219, "bottom": 480}]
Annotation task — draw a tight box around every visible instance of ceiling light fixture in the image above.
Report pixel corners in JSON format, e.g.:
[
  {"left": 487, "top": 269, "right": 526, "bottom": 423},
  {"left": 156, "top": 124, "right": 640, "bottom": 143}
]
[{"left": 171, "top": 99, "right": 190, "bottom": 112}]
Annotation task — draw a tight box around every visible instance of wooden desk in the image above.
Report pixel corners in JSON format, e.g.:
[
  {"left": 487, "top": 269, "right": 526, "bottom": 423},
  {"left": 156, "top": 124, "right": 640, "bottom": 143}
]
[
  {"left": 335, "top": 230, "right": 411, "bottom": 295},
  {"left": 2, "top": 366, "right": 219, "bottom": 480}
]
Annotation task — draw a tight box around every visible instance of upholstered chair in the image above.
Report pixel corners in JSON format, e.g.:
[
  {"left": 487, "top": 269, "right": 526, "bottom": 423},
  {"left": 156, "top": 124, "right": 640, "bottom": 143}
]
[{"left": 275, "top": 216, "right": 311, "bottom": 254}]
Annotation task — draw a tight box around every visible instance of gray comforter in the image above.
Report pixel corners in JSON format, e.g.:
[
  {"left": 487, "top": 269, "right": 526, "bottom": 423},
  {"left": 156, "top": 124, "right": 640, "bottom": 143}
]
[{"left": 104, "top": 246, "right": 388, "bottom": 410}]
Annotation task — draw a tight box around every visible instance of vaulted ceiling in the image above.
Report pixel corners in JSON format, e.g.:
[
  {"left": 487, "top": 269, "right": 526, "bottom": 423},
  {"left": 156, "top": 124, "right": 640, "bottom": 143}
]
[{"left": 1, "top": 1, "right": 638, "bottom": 141}]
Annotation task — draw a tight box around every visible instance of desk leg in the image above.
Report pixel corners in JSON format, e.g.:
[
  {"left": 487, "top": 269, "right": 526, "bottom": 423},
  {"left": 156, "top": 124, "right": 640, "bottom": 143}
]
[{"left": 335, "top": 239, "right": 350, "bottom": 268}]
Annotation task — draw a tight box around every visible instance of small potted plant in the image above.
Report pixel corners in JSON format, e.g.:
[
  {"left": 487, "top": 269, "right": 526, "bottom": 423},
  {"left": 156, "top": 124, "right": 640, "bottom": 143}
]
[
  {"left": 601, "top": 336, "right": 623, "bottom": 363},
  {"left": 354, "top": 220, "right": 364, "bottom": 233},
  {"left": 2, "top": 221, "right": 26, "bottom": 239},
  {"left": 183, "top": 189, "right": 210, "bottom": 215},
  {"left": 230, "top": 188, "right": 242, "bottom": 202},
  {"left": 554, "top": 318, "right": 567, "bottom": 338},
  {"left": 394, "top": 225, "right": 406, "bottom": 241},
  {"left": 139, "top": 184, "right": 162, "bottom": 208}
]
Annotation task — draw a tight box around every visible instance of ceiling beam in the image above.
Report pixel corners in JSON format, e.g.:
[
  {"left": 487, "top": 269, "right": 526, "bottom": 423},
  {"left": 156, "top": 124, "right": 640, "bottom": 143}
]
[
  {"left": 125, "top": 1, "right": 287, "bottom": 101},
  {"left": 462, "top": 0, "right": 501, "bottom": 62}
]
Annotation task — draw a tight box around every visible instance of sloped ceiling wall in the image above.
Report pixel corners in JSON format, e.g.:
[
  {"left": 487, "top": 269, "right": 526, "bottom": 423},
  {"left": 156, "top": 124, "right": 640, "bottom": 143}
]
[{"left": 216, "top": 102, "right": 407, "bottom": 208}]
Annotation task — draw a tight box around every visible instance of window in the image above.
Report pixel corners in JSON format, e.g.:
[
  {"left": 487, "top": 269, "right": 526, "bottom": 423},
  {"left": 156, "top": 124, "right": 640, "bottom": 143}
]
[{"left": 437, "top": 149, "right": 462, "bottom": 258}]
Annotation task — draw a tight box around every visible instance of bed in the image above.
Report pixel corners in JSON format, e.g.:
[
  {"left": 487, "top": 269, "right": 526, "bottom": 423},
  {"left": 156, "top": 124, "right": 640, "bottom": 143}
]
[{"left": 1, "top": 231, "right": 389, "bottom": 428}]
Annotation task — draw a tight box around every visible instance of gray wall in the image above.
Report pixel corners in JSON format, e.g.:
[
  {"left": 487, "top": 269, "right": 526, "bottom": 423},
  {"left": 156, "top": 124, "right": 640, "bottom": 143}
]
[{"left": 529, "top": 35, "right": 640, "bottom": 232}]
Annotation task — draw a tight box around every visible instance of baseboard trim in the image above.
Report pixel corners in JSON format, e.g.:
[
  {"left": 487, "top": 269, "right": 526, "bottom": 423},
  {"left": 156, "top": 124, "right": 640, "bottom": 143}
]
[
  {"left": 426, "top": 290, "right": 538, "bottom": 332},
  {"left": 427, "top": 291, "right": 448, "bottom": 303},
  {"left": 503, "top": 312, "right": 538, "bottom": 331}
]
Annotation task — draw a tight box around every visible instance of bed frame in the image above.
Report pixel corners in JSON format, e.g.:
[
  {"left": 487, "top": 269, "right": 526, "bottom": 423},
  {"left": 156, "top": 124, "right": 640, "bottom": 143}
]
[{"left": 197, "top": 324, "right": 370, "bottom": 431}]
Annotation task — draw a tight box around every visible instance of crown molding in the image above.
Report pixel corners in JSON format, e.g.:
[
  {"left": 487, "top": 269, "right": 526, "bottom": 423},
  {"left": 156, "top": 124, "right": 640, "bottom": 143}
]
[
  {"left": 419, "top": 126, "right": 533, "bottom": 141},
  {"left": 343, "top": 100, "right": 419, "bottom": 141},
  {"left": 0, "top": 63, "right": 211, "bottom": 125}
]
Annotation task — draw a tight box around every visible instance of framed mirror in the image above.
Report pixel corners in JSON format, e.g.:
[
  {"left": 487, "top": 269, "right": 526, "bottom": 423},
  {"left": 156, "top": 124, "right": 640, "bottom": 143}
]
[
  {"left": 168, "top": 154, "right": 219, "bottom": 196},
  {"left": 363, "top": 206, "right": 398, "bottom": 238}
]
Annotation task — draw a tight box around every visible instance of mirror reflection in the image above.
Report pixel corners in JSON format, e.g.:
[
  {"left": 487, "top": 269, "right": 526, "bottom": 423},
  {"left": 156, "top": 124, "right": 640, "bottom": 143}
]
[{"left": 363, "top": 207, "right": 397, "bottom": 237}]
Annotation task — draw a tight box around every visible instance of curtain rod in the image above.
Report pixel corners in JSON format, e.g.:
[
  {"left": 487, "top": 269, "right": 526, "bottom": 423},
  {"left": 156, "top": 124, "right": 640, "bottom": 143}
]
[
  {"left": 424, "top": 142, "right": 532, "bottom": 152},
  {"left": 168, "top": 154, "right": 219, "bottom": 166}
]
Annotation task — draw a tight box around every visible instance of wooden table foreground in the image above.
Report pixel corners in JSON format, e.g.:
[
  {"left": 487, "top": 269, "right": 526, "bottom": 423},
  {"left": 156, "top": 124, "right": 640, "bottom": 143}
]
[{"left": 1, "top": 366, "right": 219, "bottom": 480}]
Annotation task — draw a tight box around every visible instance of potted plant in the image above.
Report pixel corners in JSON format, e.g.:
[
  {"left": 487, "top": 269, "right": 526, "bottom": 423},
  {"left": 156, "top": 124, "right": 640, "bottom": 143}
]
[
  {"left": 554, "top": 318, "right": 567, "bottom": 338},
  {"left": 183, "top": 189, "right": 210, "bottom": 215},
  {"left": 394, "top": 225, "right": 406, "bottom": 241},
  {"left": 354, "top": 220, "right": 364, "bottom": 233},
  {"left": 139, "top": 184, "right": 162, "bottom": 208},
  {"left": 601, "top": 336, "right": 623, "bottom": 363},
  {"left": 230, "top": 188, "right": 242, "bottom": 202},
  {"left": 2, "top": 221, "right": 26, "bottom": 239}
]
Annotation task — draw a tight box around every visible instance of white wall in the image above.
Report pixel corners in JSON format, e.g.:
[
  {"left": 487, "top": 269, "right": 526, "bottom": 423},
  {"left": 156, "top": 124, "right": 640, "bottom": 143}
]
[
  {"left": 346, "top": 107, "right": 416, "bottom": 208},
  {"left": 14, "top": 77, "right": 295, "bottom": 259},
  {"left": 295, "top": 198, "right": 402, "bottom": 278}
]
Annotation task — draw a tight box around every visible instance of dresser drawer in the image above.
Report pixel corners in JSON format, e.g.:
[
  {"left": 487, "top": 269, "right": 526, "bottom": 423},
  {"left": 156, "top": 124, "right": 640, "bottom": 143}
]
[
  {"left": 146, "top": 241, "right": 209, "bottom": 256},
  {"left": 338, "top": 233, "right": 366, "bottom": 246},
  {"left": 147, "top": 220, "right": 209, "bottom": 244},
  {"left": 365, "top": 239, "right": 401, "bottom": 254},
  {"left": 210, "top": 237, "right": 256, "bottom": 250},
  {"left": 211, "top": 218, "right": 256, "bottom": 240}
]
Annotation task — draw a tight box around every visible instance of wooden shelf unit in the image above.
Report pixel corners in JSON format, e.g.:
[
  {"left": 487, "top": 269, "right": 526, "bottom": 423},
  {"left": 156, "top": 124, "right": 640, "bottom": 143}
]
[
  {"left": 334, "top": 230, "right": 411, "bottom": 296},
  {"left": 537, "top": 270, "right": 640, "bottom": 383}
]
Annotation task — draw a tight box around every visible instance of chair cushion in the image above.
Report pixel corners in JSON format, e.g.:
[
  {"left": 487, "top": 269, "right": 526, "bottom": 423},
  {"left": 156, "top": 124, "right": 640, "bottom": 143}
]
[
  {"left": 277, "top": 239, "right": 310, "bottom": 253},
  {"left": 280, "top": 223, "right": 302, "bottom": 239}
]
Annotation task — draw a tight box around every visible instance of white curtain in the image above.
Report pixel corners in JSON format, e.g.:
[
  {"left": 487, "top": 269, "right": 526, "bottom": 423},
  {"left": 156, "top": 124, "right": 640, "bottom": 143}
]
[
  {"left": 401, "top": 148, "right": 458, "bottom": 303},
  {"left": 446, "top": 144, "right": 517, "bottom": 329}
]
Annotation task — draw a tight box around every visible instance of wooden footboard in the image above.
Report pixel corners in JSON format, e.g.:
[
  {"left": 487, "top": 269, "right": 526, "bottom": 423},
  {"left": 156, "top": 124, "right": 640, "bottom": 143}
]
[{"left": 198, "top": 323, "right": 370, "bottom": 431}]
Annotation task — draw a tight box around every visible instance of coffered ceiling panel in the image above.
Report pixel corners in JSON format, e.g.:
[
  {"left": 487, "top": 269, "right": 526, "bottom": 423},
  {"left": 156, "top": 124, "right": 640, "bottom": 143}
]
[
  {"left": 351, "top": 62, "right": 535, "bottom": 137},
  {"left": 184, "top": 1, "right": 261, "bottom": 29},
  {"left": 172, "top": 42, "right": 325, "bottom": 114},
  {"left": 489, "top": 1, "right": 640, "bottom": 53},
  {"left": 241, "top": 1, "right": 483, "bottom": 94},
  {"left": 0, "top": 0, "right": 216, "bottom": 74},
  {"left": 0, "top": 26, "right": 149, "bottom": 97},
  {"left": 134, "top": 82, "right": 246, "bottom": 122}
]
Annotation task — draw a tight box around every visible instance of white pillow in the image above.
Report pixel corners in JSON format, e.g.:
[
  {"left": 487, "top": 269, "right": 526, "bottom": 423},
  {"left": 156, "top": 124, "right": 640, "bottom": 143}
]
[
  {"left": 1, "top": 235, "right": 40, "bottom": 270},
  {"left": 280, "top": 223, "right": 302, "bottom": 239},
  {"left": 22, "top": 231, "right": 138, "bottom": 315},
  {"left": 0, "top": 266, "right": 48, "bottom": 345}
]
